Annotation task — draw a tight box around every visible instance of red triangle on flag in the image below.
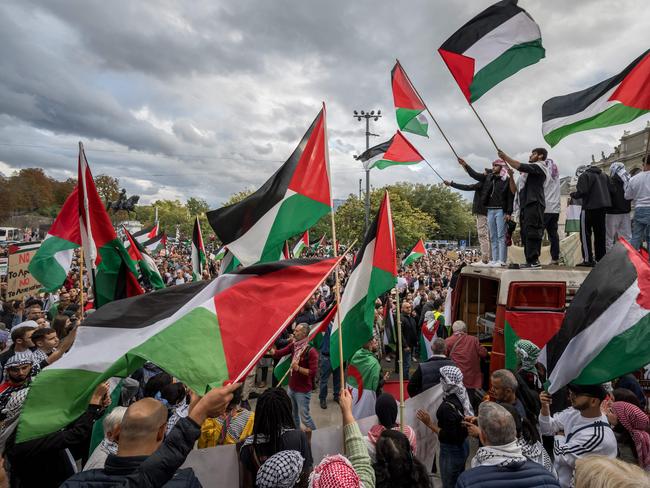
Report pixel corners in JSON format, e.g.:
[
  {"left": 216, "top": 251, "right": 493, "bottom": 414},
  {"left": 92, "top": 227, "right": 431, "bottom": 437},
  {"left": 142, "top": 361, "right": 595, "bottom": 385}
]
[{"left": 372, "top": 191, "right": 397, "bottom": 277}]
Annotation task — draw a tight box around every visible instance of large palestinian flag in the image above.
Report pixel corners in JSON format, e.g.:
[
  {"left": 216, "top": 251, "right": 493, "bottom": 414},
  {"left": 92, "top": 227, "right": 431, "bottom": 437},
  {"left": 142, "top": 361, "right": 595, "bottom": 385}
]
[
  {"left": 292, "top": 231, "right": 309, "bottom": 258},
  {"left": 28, "top": 187, "right": 81, "bottom": 292},
  {"left": 207, "top": 106, "right": 331, "bottom": 266},
  {"left": 347, "top": 347, "right": 381, "bottom": 419},
  {"left": 17, "top": 257, "right": 341, "bottom": 443},
  {"left": 330, "top": 191, "right": 397, "bottom": 370},
  {"left": 420, "top": 311, "right": 446, "bottom": 362},
  {"left": 274, "top": 304, "right": 337, "bottom": 386},
  {"left": 142, "top": 233, "right": 165, "bottom": 253},
  {"left": 439, "top": 0, "right": 545, "bottom": 103},
  {"left": 542, "top": 50, "right": 650, "bottom": 147},
  {"left": 504, "top": 310, "right": 564, "bottom": 371},
  {"left": 123, "top": 227, "right": 165, "bottom": 290},
  {"left": 78, "top": 143, "right": 144, "bottom": 307},
  {"left": 356, "top": 131, "right": 424, "bottom": 171},
  {"left": 544, "top": 240, "right": 650, "bottom": 394},
  {"left": 392, "top": 61, "right": 428, "bottom": 137},
  {"left": 192, "top": 216, "right": 207, "bottom": 281},
  {"left": 403, "top": 239, "right": 426, "bottom": 266}
]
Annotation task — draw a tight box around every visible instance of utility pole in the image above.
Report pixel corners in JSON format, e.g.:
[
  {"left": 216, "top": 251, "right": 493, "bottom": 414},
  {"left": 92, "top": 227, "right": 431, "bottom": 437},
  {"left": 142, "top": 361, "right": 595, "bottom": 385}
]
[
  {"left": 353, "top": 110, "right": 382, "bottom": 233},
  {"left": 358, "top": 179, "right": 362, "bottom": 200}
]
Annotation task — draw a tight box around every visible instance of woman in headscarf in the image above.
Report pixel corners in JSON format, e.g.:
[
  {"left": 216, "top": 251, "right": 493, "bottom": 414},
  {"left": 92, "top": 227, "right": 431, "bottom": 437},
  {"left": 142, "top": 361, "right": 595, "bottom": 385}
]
[
  {"left": 416, "top": 365, "right": 471, "bottom": 488},
  {"left": 365, "top": 393, "right": 416, "bottom": 461},
  {"left": 513, "top": 339, "right": 544, "bottom": 392},
  {"left": 606, "top": 401, "right": 650, "bottom": 471}
]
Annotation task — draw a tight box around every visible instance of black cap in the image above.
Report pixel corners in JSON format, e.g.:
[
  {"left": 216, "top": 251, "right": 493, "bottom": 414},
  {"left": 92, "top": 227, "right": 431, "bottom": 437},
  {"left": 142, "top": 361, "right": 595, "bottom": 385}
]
[{"left": 568, "top": 383, "right": 607, "bottom": 401}]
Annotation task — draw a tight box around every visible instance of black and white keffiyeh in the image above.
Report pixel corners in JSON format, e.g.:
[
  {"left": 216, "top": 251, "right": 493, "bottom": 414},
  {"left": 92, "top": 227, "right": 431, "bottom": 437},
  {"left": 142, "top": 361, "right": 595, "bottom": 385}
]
[
  {"left": 256, "top": 450, "right": 304, "bottom": 488},
  {"left": 471, "top": 440, "right": 527, "bottom": 469},
  {"left": 440, "top": 365, "right": 474, "bottom": 416}
]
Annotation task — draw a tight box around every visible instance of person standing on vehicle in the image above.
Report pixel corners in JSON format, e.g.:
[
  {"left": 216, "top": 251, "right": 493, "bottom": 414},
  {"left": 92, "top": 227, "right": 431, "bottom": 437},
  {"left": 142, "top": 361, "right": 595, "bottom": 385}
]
[
  {"left": 571, "top": 165, "right": 612, "bottom": 265},
  {"left": 605, "top": 162, "right": 632, "bottom": 251},
  {"left": 498, "top": 148, "right": 548, "bottom": 269},
  {"left": 625, "top": 155, "right": 650, "bottom": 255},
  {"left": 543, "top": 159, "right": 561, "bottom": 265}
]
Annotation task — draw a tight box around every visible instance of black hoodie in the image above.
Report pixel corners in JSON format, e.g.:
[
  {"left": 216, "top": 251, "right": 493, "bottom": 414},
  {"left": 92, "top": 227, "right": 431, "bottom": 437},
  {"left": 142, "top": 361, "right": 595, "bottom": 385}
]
[{"left": 571, "top": 166, "right": 612, "bottom": 210}]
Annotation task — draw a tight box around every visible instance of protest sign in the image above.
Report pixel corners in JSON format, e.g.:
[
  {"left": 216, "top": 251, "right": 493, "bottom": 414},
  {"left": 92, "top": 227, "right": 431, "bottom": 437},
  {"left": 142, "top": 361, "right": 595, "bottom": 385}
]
[{"left": 6, "top": 242, "right": 42, "bottom": 301}]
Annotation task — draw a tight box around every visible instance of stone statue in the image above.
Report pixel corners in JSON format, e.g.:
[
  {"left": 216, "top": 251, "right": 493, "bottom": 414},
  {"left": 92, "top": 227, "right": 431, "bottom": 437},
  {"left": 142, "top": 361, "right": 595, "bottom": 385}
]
[{"left": 107, "top": 188, "right": 140, "bottom": 213}]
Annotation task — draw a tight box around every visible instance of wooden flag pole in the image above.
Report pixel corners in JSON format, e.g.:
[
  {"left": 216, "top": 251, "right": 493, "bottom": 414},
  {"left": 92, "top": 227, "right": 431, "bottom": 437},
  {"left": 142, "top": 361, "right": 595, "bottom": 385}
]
[
  {"left": 469, "top": 103, "right": 500, "bottom": 152},
  {"left": 397, "top": 59, "right": 460, "bottom": 160},
  {"left": 395, "top": 288, "right": 405, "bottom": 432},
  {"left": 331, "top": 213, "right": 346, "bottom": 392},
  {"left": 78, "top": 247, "right": 84, "bottom": 314}
]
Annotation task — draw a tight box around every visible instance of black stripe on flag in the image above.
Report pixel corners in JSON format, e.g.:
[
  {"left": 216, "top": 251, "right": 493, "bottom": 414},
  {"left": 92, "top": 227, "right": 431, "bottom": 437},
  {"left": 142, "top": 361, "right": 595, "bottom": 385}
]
[
  {"left": 230, "top": 258, "right": 330, "bottom": 276},
  {"left": 132, "top": 227, "right": 153, "bottom": 239},
  {"left": 439, "top": 0, "right": 523, "bottom": 54},
  {"left": 142, "top": 234, "right": 163, "bottom": 248},
  {"left": 545, "top": 242, "right": 637, "bottom": 373},
  {"left": 542, "top": 50, "right": 649, "bottom": 122},
  {"left": 352, "top": 203, "right": 380, "bottom": 272},
  {"left": 82, "top": 281, "right": 211, "bottom": 329},
  {"left": 356, "top": 138, "right": 394, "bottom": 163},
  {"left": 206, "top": 111, "right": 321, "bottom": 245}
]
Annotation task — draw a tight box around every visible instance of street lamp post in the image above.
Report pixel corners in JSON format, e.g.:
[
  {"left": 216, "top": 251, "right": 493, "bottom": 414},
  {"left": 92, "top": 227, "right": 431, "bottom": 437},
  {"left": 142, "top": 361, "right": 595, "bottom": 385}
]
[{"left": 353, "top": 110, "right": 382, "bottom": 233}]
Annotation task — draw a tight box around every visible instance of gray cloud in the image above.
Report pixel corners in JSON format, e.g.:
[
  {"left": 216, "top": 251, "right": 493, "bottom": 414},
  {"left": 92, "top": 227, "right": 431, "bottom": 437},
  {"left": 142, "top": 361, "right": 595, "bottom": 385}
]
[{"left": 0, "top": 0, "right": 647, "bottom": 209}]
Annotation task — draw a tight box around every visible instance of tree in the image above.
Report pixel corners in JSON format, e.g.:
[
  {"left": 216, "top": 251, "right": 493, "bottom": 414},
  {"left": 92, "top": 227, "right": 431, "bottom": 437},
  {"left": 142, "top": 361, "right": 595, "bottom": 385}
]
[
  {"left": 94, "top": 175, "right": 120, "bottom": 204},
  {"left": 186, "top": 197, "right": 209, "bottom": 217},
  {"left": 222, "top": 189, "right": 254, "bottom": 206}
]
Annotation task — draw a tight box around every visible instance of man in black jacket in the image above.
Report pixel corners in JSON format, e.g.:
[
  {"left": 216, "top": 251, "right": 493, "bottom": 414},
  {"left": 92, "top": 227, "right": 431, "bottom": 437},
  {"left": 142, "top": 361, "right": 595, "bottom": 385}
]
[
  {"left": 395, "top": 302, "right": 418, "bottom": 380},
  {"left": 498, "top": 148, "right": 548, "bottom": 269},
  {"left": 571, "top": 165, "right": 612, "bottom": 264},
  {"left": 62, "top": 382, "right": 239, "bottom": 487},
  {"left": 605, "top": 162, "right": 632, "bottom": 251},
  {"left": 408, "top": 338, "right": 455, "bottom": 397},
  {"left": 447, "top": 158, "right": 491, "bottom": 265}
]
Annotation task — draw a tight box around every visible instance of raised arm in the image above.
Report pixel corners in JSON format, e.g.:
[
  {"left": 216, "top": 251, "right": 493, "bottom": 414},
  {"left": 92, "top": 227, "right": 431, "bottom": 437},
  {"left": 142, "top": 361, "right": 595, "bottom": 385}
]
[
  {"left": 498, "top": 150, "right": 521, "bottom": 170},
  {"left": 445, "top": 180, "right": 482, "bottom": 191},
  {"left": 458, "top": 158, "right": 486, "bottom": 181}
]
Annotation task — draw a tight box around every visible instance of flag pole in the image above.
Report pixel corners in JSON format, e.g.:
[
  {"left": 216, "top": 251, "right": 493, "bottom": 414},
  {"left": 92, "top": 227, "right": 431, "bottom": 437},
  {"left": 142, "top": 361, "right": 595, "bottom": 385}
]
[
  {"left": 424, "top": 160, "right": 445, "bottom": 182},
  {"left": 644, "top": 125, "right": 650, "bottom": 165},
  {"left": 395, "top": 287, "right": 405, "bottom": 432},
  {"left": 396, "top": 59, "right": 460, "bottom": 160},
  {"left": 78, "top": 247, "right": 84, "bottom": 314},
  {"left": 469, "top": 103, "right": 500, "bottom": 152}
]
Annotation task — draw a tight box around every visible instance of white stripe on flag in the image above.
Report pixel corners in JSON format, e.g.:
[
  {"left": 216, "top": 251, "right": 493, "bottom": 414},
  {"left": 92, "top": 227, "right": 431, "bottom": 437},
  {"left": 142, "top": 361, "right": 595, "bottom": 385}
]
[{"left": 542, "top": 86, "right": 619, "bottom": 136}]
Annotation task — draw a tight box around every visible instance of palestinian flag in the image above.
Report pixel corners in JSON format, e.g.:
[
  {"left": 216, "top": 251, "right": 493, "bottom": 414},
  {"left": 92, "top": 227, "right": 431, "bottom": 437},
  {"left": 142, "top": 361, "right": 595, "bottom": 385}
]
[
  {"left": 142, "top": 233, "right": 165, "bottom": 253},
  {"left": 544, "top": 240, "right": 650, "bottom": 393},
  {"left": 280, "top": 241, "right": 291, "bottom": 260},
  {"left": 403, "top": 239, "right": 426, "bottom": 266},
  {"left": 214, "top": 246, "right": 227, "bottom": 261},
  {"left": 16, "top": 257, "right": 341, "bottom": 443},
  {"left": 274, "top": 304, "right": 337, "bottom": 386},
  {"left": 420, "top": 311, "right": 445, "bottom": 361},
  {"left": 192, "top": 216, "right": 207, "bottom": 281},
  {"left": 356, "top": 131, "right": 424, "bottom": 171},
  {"left": 330, "top": 191, "right": 397, "bottom": 370},
  {"left": 207, "top": 106, "right": 331, "bottom": 266},
  {"left": 311, "top": 235, "right": 326, "bottom": 251},
  {"left": 123, "top": 227, "right": 165, "bottom": 290},
  {"left": 542, "top": 50, "right": 650, "bottom": 147},
  {"left": 565, "top": 198, "right": 582, "bottom": 234},
  {"left": 504, "top": 310, "right": 564, "bottom": 371},
  {"left": 218, "top": 250, "right": 240, "bottom": 275},
  {"left": 347, "top": 347, "right": 381, "bottom": 419},
  {"left": 439, "top": 0, "right": 545, "bottom": 103},
  {"left": 131, "top": 227, "right": 155, "bottom": 245},
  {"left": 392, "top": 61, "right": 428, "bottom": 137},
  {"left": 78, "top": 142, "right": 143, "bottom": 308},
  {"left": 292, "top": 231, "right": 309, "bottom": 258},
  {"left": 28, "top": 187, "right": 81, "bottom": 292}
]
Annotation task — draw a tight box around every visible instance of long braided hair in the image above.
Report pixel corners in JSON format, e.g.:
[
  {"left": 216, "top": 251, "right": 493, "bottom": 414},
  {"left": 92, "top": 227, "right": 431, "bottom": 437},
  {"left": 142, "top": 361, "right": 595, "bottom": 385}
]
[{"left": 252, "top": 388, "right": 295, "bottom": 455}]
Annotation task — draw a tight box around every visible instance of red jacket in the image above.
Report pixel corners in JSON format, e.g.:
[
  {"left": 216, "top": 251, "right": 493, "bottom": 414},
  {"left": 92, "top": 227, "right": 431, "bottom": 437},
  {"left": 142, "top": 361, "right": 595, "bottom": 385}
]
[
  {"left": 445, "top": 333, "right": 488, "bottom": 390},
  {"left": 273, "top": 343, "right": 318, "bottom": 393}
]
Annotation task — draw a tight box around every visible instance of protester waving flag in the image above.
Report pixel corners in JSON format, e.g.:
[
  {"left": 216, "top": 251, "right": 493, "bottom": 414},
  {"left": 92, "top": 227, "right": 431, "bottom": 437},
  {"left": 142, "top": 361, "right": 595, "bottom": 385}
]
[
  {"left": 17, "top": 256, "right": 342, "bottom": 443},
  {"left": 438, "top": 0, "right": 545, "bottom": 103},
  {"left": 330, "top": 191, "right": 397, "bottom": 370},
  {"left": 347, "top": 346, "right": 381, "bottom": 419},
  {"left": 274, "top": 304, "right": 338, "bottom": 386},
  {"left": 403, "top": 239, "right": 426, "bottom": 266},
  {"left": 28, "top": 187, "right": 81, "bottom": 292},
  {"left": 123, "top": 227, "right": 165, "bottom": 290},
  {"left": 207, "top": 105, "right": 332, "bottom": 266},
  {"left": 542, "top": 49, "right": 650, "bottom": 147},
  {"left": 78, "top": 142, "right": 144, "bottom": 307},
  {"left": 356, "top": 131, "right": 424, "bottom": 171},
  {"left": 292, "top": 231, "right": 309, "bottom": 258},
  {"left": 544, "top": 240, "right": 650, "bottom": 394},
  {"left": 191, "top": 216, "right": 207, "bottom": 281},
  {"left": 391, "top": 61, "right": 428, "bottom": 137}
]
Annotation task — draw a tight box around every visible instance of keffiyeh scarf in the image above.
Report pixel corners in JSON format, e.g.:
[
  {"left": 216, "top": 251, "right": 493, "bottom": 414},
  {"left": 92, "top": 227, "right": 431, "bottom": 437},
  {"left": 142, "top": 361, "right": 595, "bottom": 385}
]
[
  {"left": 440, "top": 365, "right": 474, "bottom": 416},
  {"left": 309, "top": 454, "right": 361, "bottom": 488},
  {"left": 256, "top": 450, "right": 304, "bottom": 488},
  {"left": 612, "top": 401, "right": 650, "bottom": 470},
  {"left": 493, "top": 160, "right": 509, "bottom": 181},
  {"left": 545, "top": 159, "right": 559, "bottom": 179},
  {"left": 517, "top": 438, "right": 555, "bottom": 474},
  {"left": 0, "top": 387, "right": 29, "bottom": 454},
  {"left": 514, "top": 339, "right": 541, "bottom": 390},
  {"left": 610, "top": 162, "right": 631, "bottom": 189},
  {"left": 471, "top": 439, "right": 527, "bottom": 469}
]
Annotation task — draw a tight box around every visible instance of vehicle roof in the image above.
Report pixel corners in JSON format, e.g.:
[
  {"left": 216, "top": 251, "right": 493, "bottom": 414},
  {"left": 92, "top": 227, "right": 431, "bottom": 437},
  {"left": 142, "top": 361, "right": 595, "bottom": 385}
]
[{"left": 460, "top": 265, "right": 590, "bottom": 304}]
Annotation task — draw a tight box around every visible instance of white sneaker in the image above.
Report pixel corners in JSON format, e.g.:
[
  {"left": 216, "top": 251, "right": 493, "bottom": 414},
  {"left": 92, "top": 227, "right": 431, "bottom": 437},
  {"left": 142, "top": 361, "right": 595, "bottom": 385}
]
[
  {"left": 488, "top": 261, "right": 501, "bottom": 267},
  {"left": 470, "top": 261, "right": 489, "bottom": 267},
  {"left": 499, "top": 261, "right": 507, "bottom": 267}
]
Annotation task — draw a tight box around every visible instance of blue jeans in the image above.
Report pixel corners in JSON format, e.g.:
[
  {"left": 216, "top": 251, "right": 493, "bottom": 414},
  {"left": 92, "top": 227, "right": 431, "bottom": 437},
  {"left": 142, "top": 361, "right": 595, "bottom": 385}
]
[
  {"left": 288, "top": 387, "right": 316, "bottom": 430},
  {"left": 487, "top": 208, "right": 506, "bottom": 263},
  {"left": 439, "top": 440, "right": 469, "bottom": 488},
  {"left": 395, "top": 348, "right": 411, "bottom": 380},
  {"left": 319, "top": 353, "right": 340, "bottom": 401},
  {"left": 631, "top": 207, "right": 650, "bottom": 254}
]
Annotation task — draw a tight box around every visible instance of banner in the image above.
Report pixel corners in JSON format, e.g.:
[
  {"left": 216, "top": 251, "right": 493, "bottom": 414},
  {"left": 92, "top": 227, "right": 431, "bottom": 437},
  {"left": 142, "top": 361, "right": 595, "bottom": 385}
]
[
  {"left": 181, "top": 385, "right": 442, "bottom": 486},
  {"left": 6, "top": 242, "right": 42, "bottom": 301}
]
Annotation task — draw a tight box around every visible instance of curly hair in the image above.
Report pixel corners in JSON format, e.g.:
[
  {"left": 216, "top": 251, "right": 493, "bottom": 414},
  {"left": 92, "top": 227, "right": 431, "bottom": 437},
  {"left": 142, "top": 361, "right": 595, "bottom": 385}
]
[
  {"left": 252, "top": 387, "right": 295, "bottom": 455},
  {"left": 373, "top": 429, "right": 431, "bottom": 488}
]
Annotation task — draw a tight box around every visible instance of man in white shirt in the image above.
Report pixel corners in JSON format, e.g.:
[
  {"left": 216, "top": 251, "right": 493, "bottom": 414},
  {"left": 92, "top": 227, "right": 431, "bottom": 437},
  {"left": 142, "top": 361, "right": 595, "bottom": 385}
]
[
  {"left": 543, "top": 159, "right": 561, "bottom": 264},
  {"left": 539, "top": 383, "right": 617, "bottom": 488},
  {"left": 625, "top": 155, "right": 650, "bottom": 254}
]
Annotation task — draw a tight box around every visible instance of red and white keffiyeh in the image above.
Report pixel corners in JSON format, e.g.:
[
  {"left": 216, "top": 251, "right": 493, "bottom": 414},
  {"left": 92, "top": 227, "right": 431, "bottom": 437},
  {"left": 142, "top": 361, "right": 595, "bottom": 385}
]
[
  {"left": 612, "top": 401, "right": 650, "bottom": 470},
  {"left": 308, "top": 454, "right": 361, "bottom": 488}
]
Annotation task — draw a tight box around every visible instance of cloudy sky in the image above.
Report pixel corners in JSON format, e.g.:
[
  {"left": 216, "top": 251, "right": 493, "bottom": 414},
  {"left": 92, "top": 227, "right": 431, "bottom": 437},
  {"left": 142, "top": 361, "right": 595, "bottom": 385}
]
[{"left": 0, "top": 0, "right": 648, "bottom": 207}]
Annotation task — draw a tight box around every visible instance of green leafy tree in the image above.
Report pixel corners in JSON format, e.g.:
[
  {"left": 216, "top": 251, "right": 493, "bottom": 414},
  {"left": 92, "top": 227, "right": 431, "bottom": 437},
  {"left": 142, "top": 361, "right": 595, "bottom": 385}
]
[
  {"left": 94, "top": 175, "right": 120, "bottom": 204},
  {"left": 186, "top": 197, "right": 209, "bottom": 216}
]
